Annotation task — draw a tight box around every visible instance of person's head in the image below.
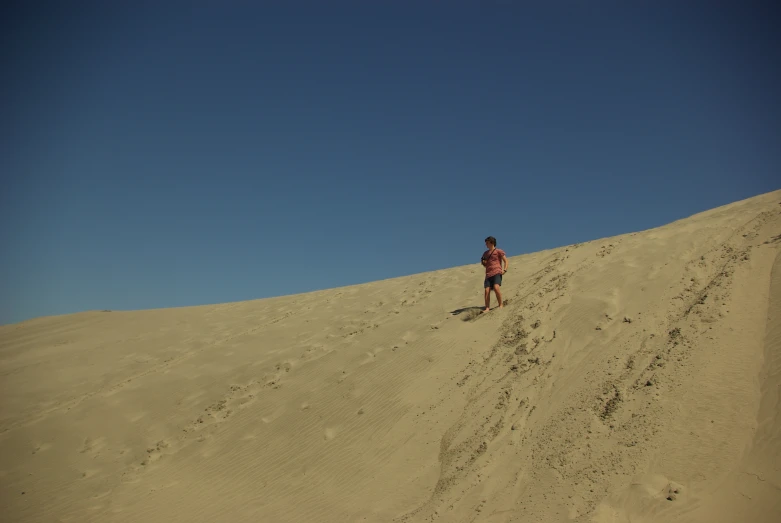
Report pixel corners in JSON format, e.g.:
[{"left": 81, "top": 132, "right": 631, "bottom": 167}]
[{"left": 485, "top": 236, "right": 497, "bottom": 248}]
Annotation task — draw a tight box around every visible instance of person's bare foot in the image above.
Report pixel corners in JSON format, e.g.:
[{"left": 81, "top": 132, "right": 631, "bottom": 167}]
[{"left": 482, "top": 308, "right": 491, "bottom": 313}]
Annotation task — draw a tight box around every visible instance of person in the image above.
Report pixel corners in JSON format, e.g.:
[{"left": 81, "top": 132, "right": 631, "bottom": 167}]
[{"left": 481, "top": 236, "right": 508, "bottom": 312}]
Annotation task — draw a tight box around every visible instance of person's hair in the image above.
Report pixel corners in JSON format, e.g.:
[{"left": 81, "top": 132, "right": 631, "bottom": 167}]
[{"left": 485, "top": 236, "right": 497, "bottom": 246}]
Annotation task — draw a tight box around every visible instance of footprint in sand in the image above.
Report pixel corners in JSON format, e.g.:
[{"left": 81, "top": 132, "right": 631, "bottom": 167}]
[
  {"left": 264, "top": 372, "right": 283, "bottom": 389},
  {"left": 600, "top": 474, "right": 685, "bottom": 512},
  {"left": 360, "top": 347, "right": 386, "bottom": 365},
  {"left": 204, "top": 399, "right": 233, "bottom": 421},
  {"left": 275, "top": 361, "right": 293, "bottom": 373},
  {"left": 260, "top": 405, "right": 286, "bottom": 424},
  {"left": 234, "top": 394, "right": 256, "bottom": 408},
  {"left": 31, "top": 443, "right": 52, "bottom": 455},
  {"left": 80, "top": 468, "right": 101, "bottom": 479},
  {"left": 79, "top": 437, "right": 107, "bottom": 457},
  {"left": 335, "top": 367, "right": 352, "bottom": 384},
  {"left": 141, "top": 440, "right": 170, "bottom": 466},
  {"left": 128, "top": 411, "right": 147, "bottom": 423}
]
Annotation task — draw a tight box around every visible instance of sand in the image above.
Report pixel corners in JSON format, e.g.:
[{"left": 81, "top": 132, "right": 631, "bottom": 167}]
[{"left": 1, "top": 190, "right": 780, "bottom": 523}]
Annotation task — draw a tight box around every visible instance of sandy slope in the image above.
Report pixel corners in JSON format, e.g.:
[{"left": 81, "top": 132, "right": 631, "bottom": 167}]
[{"left": 1, "top": 190, "right": 780, "bottom": 523}]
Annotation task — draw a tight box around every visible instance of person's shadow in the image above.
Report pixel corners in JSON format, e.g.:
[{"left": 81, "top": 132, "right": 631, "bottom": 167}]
[
  {"left": 449, "top": 306, "right": 486, "bottom": 322},
  {"left": 450, "top": 306, "right": 484, "bottom": 316},
  {"left": 450, "top": 299, "right": 510, "bottom": 320}
]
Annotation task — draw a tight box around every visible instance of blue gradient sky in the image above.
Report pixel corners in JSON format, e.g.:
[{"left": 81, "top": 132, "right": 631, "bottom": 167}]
[{"left": 2, "top": 2, "right": 779, "bottom": 325}]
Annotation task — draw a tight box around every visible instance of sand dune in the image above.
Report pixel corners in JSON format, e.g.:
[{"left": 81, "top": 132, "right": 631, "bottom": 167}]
[{"left": 2, "top": 190, "right": 780, "bottom": 522}]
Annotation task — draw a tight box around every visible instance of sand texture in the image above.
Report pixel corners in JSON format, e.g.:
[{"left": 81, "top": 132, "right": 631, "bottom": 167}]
[{"left": 2, "top": 190, "right": 781, "bottom": 522}]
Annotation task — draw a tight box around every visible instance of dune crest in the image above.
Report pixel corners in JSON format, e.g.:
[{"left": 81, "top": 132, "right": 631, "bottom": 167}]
[{"left": 2, "top": 190, "right": 781, "bottom": 522}]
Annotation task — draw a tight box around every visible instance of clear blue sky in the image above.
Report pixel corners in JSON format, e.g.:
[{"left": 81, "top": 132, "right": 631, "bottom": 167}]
[{"left": 2, "top": 2, "right": 779, "bottom": 325}]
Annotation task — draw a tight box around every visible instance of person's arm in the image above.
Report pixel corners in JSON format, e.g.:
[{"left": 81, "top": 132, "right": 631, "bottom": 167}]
[{"left": 502, "top": 255, "right": 509, "bottom": 273}]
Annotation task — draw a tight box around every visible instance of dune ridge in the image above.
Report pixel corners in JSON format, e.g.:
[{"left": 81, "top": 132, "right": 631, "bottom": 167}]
[{"left": 1, "top": 189, "right": 780, "bottom": 522}]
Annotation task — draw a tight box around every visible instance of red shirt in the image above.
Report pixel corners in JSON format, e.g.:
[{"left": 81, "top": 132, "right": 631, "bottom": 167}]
[{"left": 482, "top": 248, "right": 505, "bottom": 278}]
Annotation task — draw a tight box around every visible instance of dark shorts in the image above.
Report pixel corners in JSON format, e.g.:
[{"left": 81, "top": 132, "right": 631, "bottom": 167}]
[{"left": 484, "top": 273, "right": 502, "bottom": 288}]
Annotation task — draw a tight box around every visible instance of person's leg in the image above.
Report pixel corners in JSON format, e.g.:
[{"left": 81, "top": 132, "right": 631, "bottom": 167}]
[
  {"left": 484, "top": 280, "right": 491, "bottom": 311},
  {"left": 493, "top": 283, "right": 503, "bottom": 308}
]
